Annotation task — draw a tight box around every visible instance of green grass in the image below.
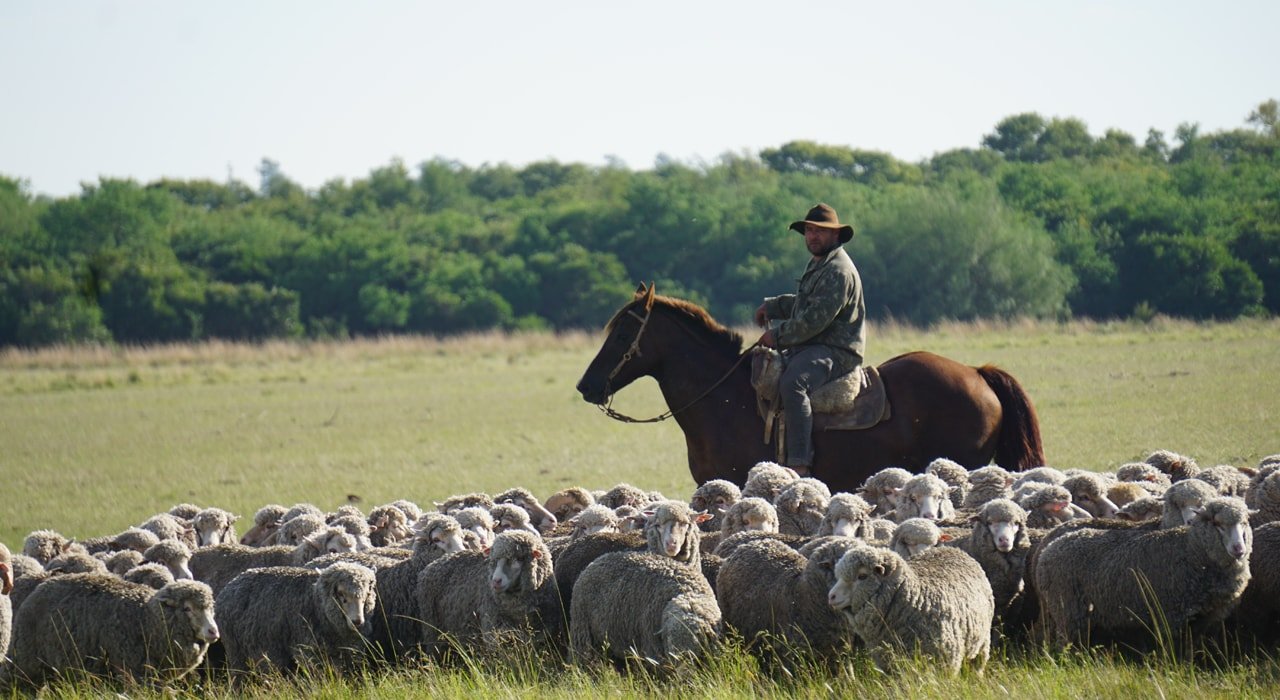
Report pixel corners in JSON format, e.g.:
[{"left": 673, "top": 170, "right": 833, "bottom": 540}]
[{"left": 2, "top": 318, "right": 1279, "bottom": 696}]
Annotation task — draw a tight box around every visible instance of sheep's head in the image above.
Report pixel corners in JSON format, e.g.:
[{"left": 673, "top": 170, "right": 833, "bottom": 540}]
[
  {"left": 414, "top": 513, "right": 466, "bottom": 555},
  {"left": 828, "top": 544, "right": 900, "bottom": 613},
  {"left": 1145, "top": 449, "right": 1200, "bottom": 481},
  {"left": 193, "top": 508, "right": 240, "bottom": 547},
  {"left": 299, "top": 527, "right": 357, "bottom": 562},
  {"left": 544, "top": 487, "right": 594, "bottom": 523},
  {"left": 23, "top": 529, "right": 72, "bottom": 565},
  {"left": 496, "top": 487, "right": 559, "bottom": 534},
  {"left": 803, "top": 538, "right": 861, "bottom": 592},
  {"left": 1116, "top": 462, "right": 1172, "bottom": 488},
  {"left": 644, "top": 501, "right": 708, "bottom": 560},
  {"left": 1063, "top": 474, "right": 1119, "bottom": 518},
  {"left": 454, "top": 507, "right": 496, "bottom": 550},
  {"left": 113, "top": 527, "right": 161, "bottom": 554},
  {"left": 1116, "top": 497, "right": 1163, "bottom": 522},
  {"left": 898, "top": 474, "right": 951, "bottom": 522},
  {"left": 1164, "top": 479, "right": 1219, "bottom": 526},
  {"left": 275, "top": 513, "right": 326, "bottom": 547},
  {"left": 154, "top": 580, "right": 219, "bottom": 644},
  {"left": 742, "top": 461, "right": 800, "bottom": 502},
  {"left": 858, "top": 467, "right": 912, "bottom": 511},
  {"left": 0, "top": 543, "right": 12, "bottom": 595},
  {"left": 599, "top": 483, "right": 649, "bottom": 510},
  {"left": 569, "top": 504, "right": 619, "bottom": 539},
  {"left": 491, "top": 503, "right": 539, "bottom": 535},
  {"left": 723, "top": 497, "right": 778, "bottom": 535},
  {"left": 890, "top": 518, "right": 942, "bottom": 558},
  {"left": 144, "top": 539, "right": 193, "bottom": 580},
  {"left": 690, "top": 479, "right": 741, "bottom": 517},
  {"left": 367, "top": 505, "right": 413, "bottom": 547},
  {"left": 320, "top": 562, "right": 378, "bottom": 631},
  {"left": 240, "top": 505, "right": 287, "bottom": 546},
  {"left": 974, "top": 498, "right": 1028, "bottom": 553},
  {"left": 436, "top": 492, "right": 495, "bottom": 515},
  {"left": 488, "top": 530, "right": 550, "bottom": 594},
  {"left": 1018, "top": 484, "right": 1074, "bottom": 522},
  {"left": 822, "top": 493, "right": 873, "bottom": 537},
  {"left": 1194, "top": 497, "right": 1252, "bottom": 561}
]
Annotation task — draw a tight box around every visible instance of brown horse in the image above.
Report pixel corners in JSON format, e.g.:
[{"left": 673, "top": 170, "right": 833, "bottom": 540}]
[{"left": 576, "top": 284, "right": 1044, "bottom": 493}]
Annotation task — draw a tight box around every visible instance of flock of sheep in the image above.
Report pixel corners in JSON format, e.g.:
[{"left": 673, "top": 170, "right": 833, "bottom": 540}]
[{"left": 2, "top": 449, "right": 1279, "bottom": 689}]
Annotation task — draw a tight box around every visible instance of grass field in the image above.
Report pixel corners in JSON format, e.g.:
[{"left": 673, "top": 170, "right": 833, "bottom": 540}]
[{"left": 1, "top": 317, "right": 1278, "bottom": 696}]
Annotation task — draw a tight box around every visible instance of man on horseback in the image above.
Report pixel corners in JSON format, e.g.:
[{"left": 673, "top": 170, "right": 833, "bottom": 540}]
[{"left": 754, "top": 203, "right": 865, "bottom": 477}]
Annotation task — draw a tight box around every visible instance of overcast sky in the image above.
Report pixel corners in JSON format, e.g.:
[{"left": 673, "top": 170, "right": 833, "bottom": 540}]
[{"left": 2, "top": 1, "right": 1275, "bottom": 198}]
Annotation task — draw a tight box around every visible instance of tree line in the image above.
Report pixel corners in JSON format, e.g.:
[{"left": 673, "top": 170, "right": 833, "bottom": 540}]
[{"left": 1, "top": 101, "right": 1277, "bottom": 347}]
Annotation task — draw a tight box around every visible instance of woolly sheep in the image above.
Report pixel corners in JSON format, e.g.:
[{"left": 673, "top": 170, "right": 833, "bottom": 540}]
[
  {"left": 828, "top": 542, "right": 994, "bottom": 674},
  {"left": 1116, "top": 497, "right": 1164, "bottom": 523},
  {"left": 1248, "top": 471, "right": 1280, "bottom": 526},
  {"left": 239, "top": 504, "right": 287, "bottom": 546},
  {"left": 280, "top": 502, "right": 325, "bottom": 523},
  {"left": 1011, "top": 466, "right": 1067, "bottom": 491},
  {"left": 0, "top": 543, "right": 11, "bottom": 660},
  {"left": 570, "top": 501, "right": 720, "bottom": 666},
  {"left": 1062, "top": 472, "right": 1120, "bottom": 518},
  {"left": 123, "top": 562, "right": 176, "bottom": 590},
  {"left": 1195, "top": 465, "right": 1252, "bottom": 497},
  {"left": 330, "top": 514, "right": 375, "bottom": 551},
  {"left": 189, "top": 527, "right": 356, "bottom": 596},
  {"left": 858, "top": 467, "right": 913, "bottom": 516},
  {"left": 1245, "top": 462, "right": 1280, "bottom": 510},
  {"left": 267, "top": 513, "right": 327, "bottom": 547},
  {"left": 552, "top": 530, "right": 647, "bottom": 615},
  {"left": 1115, "top": 462, "right": 1172, "bottom": 492},
  {"left": 22, "top": 529, "right": 77, "bottom": 566},
  {"left": 327, "top": 504, "right": 365, "bottom": 524},
  {"left": 569, "top": 505, "right": 620, "bottom": 539},
  {"left": 774, "top": 478, "right": 832, "bottom": 536},
  {"left": 367, "top": 504, "right": 414, "bottom": 547},
  {"left": 598, "top": 483, "right": 650, "bottom": 510},
  {"left": 1144, "top": 449, "right": 1200, "bottom": 482},
  {"left": 1234, "top": 521, "right": 1280, "bottom": 644},
  {"left": 1106, "top": 481, "right": 1150, "bottom": 508},
  {"left": 702, "top": 497, "right": 779, "bottom": 555},
  {"left": 490, "top": 503, "right": 541, "bottom": 535},
  {"left": 143, "top": 539, "right": 193, "bottom": 580},
  {"left": 105, "top": 549, "right": 146, "bottom": 576},
  {"left": 113, "top": 527, "right": 162, "bottom": 554},
  {"left": 437, "top": 492, "right": 495, "bottom": 514},
  {"left": 741, "top": 461, "right": 801, "bottom": 503},
  {"left": 139, "top": 513, "right": 197, "bottom": 549},
  {"left": 418, "top": 530, "right": 564, "bottom": 658},
  {"left": 8, "top": 551, "right": 107, "bottom": 615},
  {"left": 495, "top": 487, "right": 559, "bottom": 534},
  {"left": 891, "top": 474, "right": 956, "bottom": 523},
  {"left": 454, "top": 506, "right": 496, "bottom": 549},
  {"left": 389, "top": 499, "right": 424, "bottom": 523},
  {"left": 366, "top": 513, "right": 467, "bottom": 661},
  {"left": 216, "top": 562, "right": 377, "bottom": 676},
  {"left": 715, "top": 536, "right": 860, "bottom": 659},
  {"left": 169, "top": 503, "right": 203, "bottom": 520},
  {"left": 192, "top": 507, "right": 240, "bottom": 548},
  {"left": 962, "top": 466, "right": 1014, "bottom": 511},
  {"left": 890, "top": 518, "right": 943, "bottom": 559},
  {"left": 817, "top": 493, "right": 875, "bottom": 538},
  {"left": 950, "top": 498, "right": 1033, "bottom": 635},
  {"left": 1015, "top": 483, "right": 1089, "bottom": 528},
  {"left": 544, "top": 487, "right": 595, "bottom": 523},
  {"left": 689, "top": 479, "right": 741, "bottom": 533},
  {"left": 5, "top": 575, "right": 217, "bottom": 689},
  {"left": 926, "top": 457, "right": 971, "bottom": 511},
  {"left": 1035, "top": 497, "right": 1252, "bottom": 649},
  {"left": 1161, "top": 479, "right": 1221, "bottom": 528}
]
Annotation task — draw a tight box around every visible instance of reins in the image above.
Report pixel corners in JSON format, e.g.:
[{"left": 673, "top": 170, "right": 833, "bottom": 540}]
[{"left": 596, "top": 305, "right": 761, "bottom": 424}]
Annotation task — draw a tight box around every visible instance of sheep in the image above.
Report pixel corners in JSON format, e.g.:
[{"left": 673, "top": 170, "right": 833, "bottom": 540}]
[
  {"left": 552, "top": 530, "right": 648, "bottom": 614},
  {"left": 858, "top": 467, "right": 913, "bottom": 516},
  {"left": 891, "top": 474, "right": 956, "bottom": 524},
  {"left": 366, "top": 513, "right": 467, "bottom": 661},
  {"left": 1015, "top": 483, "right": 1089, "bottom": 528},
  {"left": 8, "top": 551, "right": 107, "bottom": 615},
  {"left": 215, "top": 562, "right": 377, "bottom": 676},
  {"left": 817, "top": 493, "right": 875, "bottom": 538},
  {"left": 495, "top": 487, "right": 559, "bottom": 534},
  {"left": 280, "top": 502, "right": 325, "bottom": 523},
  {"left": 598, "top": 483, "right": 650, "bottom": 510},
  {"left": 1234, "top": 521, "right": 1280, "bottom": 645},
  {"left": 948, "top": 498, "right": 1033, "bottom": 635},
  {"left": 1195, "top": 464, "right": 1252, "bottom": 498},
  {"left": 1035, "top": 497, "right": 1252, "bottom": 649},
  {"left": 715, "top": 536, "right": 860, "bottom": 659},
  {"left": 327, "top": 504, "right": 365, "bottom": 524},
  {"left": 569, "top": 501, "right": 720, "bottom": 667},
  {"left": 1107, "top": 481, "right": 1151, "bottom": 508},
  {"left": 143, "top": 539, "right": 193, "bottom": 580},
  {"left": 1245, "top": 461, "right": 1280, "bottom": 509},
  {"left": 454, "top": 506, "right": 496, "bottom": 549},
  {"left": 689, "top": 479, "right": 741, "bottom": 533},
  {"left": 1115, "top": 462, "right": 1172, "bottom": 492},
  {"left": 192, "top": 507, "right": 240, "bottom": 547},
  {"left": 568, "top": 505, "right": 621, "bottom": 539},
  {"left": 1144, "top": 449, "right": 1200, "bottom": 482},
  {"left": 189, "top": 527, "right": 356, "bottom": 596},
  {"left": 1161, "top": 479, "right": 1222, "bottom": 528},
  {"left": 123, "top": 562, "right": 176, "bottom": 590},
  {"left": 962, "top": 466, "right": 1015, "bottom": 511},
  {"left": 169, "top": 502, "right": 203, "bottom": 520},
  {"left": 22, "top": 529, "right": 77, "bottom": 566},
  {"left": 1062, "top": 472, "right": 1120, "bottom": 518},
  {"left": 111, "top": 527, "right": 162, "bottom": 554},
  {"left": 389, "top": 499, "right": 425, "bottom": 523},
  {"left": 0, "top": 543, "right": 11, "bottom": 660},
  {"left": 418, "top": 530, "right": 565, "bottom": 658},
  {"left": 890, "top": 518, "right": 943, "bottom": 559},
  {"left": 330, "top": 514, "right": 375, "bottom": 551},
  {"left": 437, "top": 492, "right": 494, "bottom": 514},
  {"left": 828, "top": 542, "right": 994, "bottom": 674},
  {"left": 1116, "top": 497, "right": 1164, "bottom": 523},
  {"left": 1011, "top": 466, "right": 1067, "bottom": 491},
  {"left": 1247, "top": 471, "right": 1280, "bottom": 525},
  {"left": 367, "top": 504, "right": 415, "bottom": 547},
  {"left": 615, "top": 505, "right": 648, "bottom": 532},
  {"left": 139, "top": 512, "right": 197, "bottom": 549},
  {"left": 774, "top": 478, "right": 832, "bottom": 536},
  {"left": 544, "top": 487, "right": 595, "bottom": 523},
  {"left": 926, "top": 457, "right": 971, "bottom": 511},
  {"left": 490, "top": 503, "right": 541, "bottom": 535},
  {"left": 741, "top": 461, "right": 801, "bottom": 503},
  {"left": 702, "top": 497, "right": 779, "bottom": 555},
  {"left": 5, "top": 575, "right": 218, "bottom": 689},
  {"left": 239, "top": 504, "right": 287, "bottom": 546},
  {"left": 267, "top": 512, "right": 327, "bottom": 547},
  {"left": 105, "top": 549, "right": 146, "bottom": 576}
]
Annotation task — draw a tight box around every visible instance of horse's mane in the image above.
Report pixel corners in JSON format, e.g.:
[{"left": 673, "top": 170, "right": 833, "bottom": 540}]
[{"left": 607, "top": 294, "right": 745, "bottom": 355}]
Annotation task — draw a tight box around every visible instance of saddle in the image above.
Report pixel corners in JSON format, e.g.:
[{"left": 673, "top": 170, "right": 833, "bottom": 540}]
[{"left": 750, "top": 347, "right": 890, "bottom": 457}]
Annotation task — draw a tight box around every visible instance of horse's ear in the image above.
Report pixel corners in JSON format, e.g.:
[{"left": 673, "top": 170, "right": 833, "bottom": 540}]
[
  {"left": 634, "top": 282, "right": 648, "bottom": 298},
  {"left": 642, "top": 282, "right": 656, "bottom": 310}
]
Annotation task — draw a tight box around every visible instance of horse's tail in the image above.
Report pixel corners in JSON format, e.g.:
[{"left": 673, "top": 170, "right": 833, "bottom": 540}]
[{"left": 976, "top": 365, "right": 1045, "bottom": 470}]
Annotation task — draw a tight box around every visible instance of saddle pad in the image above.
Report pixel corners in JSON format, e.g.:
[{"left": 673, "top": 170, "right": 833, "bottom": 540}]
[{"left": 815, "top": 365, "right": 890, "bottom": 431}]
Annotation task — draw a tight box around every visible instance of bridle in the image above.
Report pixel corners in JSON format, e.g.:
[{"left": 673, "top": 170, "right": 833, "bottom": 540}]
[{"left": 596, "top": 303, "right": 759, "bottom": 424}]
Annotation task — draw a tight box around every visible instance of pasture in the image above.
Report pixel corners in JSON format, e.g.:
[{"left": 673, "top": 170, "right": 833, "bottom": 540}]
[{"left": 1, "top": 317, "right": 1279, "bottom": 696}]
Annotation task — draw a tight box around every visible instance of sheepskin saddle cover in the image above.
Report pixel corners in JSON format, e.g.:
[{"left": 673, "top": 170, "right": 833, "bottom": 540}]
[{"left": 750, "top": 347, "right": 889, "bottom": 431}]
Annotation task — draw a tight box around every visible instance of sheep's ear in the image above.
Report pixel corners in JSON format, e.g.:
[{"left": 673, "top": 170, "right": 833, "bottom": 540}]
[
  {"left": 1191, "top": 507, "right": 1208, "bottom": 521},
  {"left": 694, "top": 511, "right": 713, "bottom": 524},
  {"left": 874, "top": 563, "right": 887, "bottom": 577},
  {"left": 1116, "top": 512, "right": 1132, "bottom": 521},
  {"left": 641, "top": 509, "right": 657, "bottom": 520},
  {"left": 968, "top": 513, "right": 981, "bottom": 524},
  {"left": 939, "top": 534, "right": 952, "bottom": 542},
  {"left": 482, "top": 546, "right": 491, "bottom": 556},
  {"left": 531, "top": 549, "right": 542, "bottom": 559}
]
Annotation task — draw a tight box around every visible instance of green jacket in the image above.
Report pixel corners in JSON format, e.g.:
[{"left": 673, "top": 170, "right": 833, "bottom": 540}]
[{"left": 763, "top": 246, "right": 865, "bottom": 373}]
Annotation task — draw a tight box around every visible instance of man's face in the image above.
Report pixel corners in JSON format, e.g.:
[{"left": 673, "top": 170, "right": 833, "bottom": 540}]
[{"left": 803, "top": 223, "right": 840, "bottom": 256}]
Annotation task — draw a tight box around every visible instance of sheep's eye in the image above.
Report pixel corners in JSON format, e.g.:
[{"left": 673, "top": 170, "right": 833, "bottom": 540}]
[
  {"left": 1079, "top": 495, "right": 1090, "bottom": 502},
  {"left": 856, "top": 573, "right": 868, "bottom": 581}
]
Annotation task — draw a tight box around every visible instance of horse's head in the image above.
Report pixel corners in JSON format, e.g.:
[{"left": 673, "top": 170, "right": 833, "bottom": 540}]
[{"left": 576, "top": 283, "right": 659, "bottom": 404}]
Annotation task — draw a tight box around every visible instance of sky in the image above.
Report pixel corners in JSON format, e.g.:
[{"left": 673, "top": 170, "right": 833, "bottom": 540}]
[{"left": 1, "top": 1, "right": 1276, "bottom": 199}]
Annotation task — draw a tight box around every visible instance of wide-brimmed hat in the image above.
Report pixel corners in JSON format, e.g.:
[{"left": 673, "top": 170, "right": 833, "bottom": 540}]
[{"left": 789, "top": 203, "right": 854, "bottom": 244}]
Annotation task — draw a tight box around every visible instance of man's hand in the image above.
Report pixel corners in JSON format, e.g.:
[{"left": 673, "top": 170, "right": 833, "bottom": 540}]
[
  {"left": 758, "top": 328, "right": 777, "bottom": 349},
  {"left": 754, "top": 304, "right": 769, "bottom": 327}
]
